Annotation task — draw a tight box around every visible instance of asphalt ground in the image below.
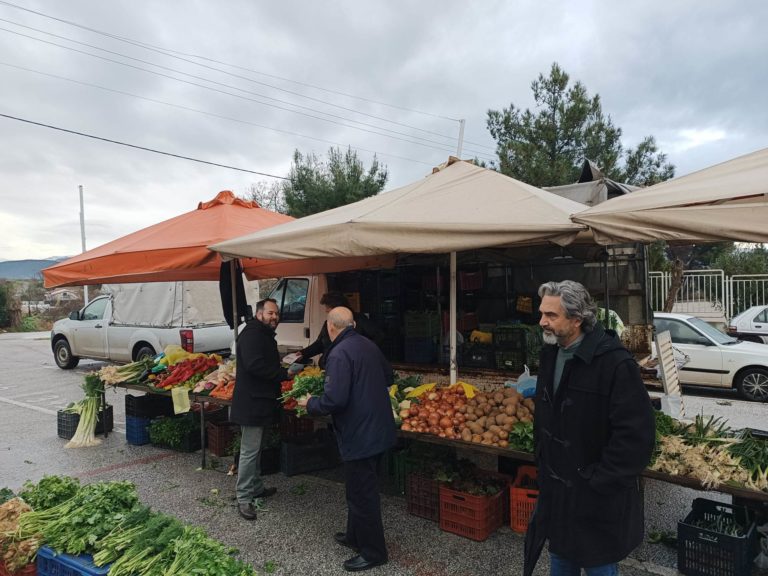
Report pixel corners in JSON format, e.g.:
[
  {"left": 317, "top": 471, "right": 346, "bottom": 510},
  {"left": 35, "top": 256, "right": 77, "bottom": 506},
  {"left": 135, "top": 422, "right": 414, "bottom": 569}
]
[{"left": 1, "top": 332, "right": 765, "bottom": 575}]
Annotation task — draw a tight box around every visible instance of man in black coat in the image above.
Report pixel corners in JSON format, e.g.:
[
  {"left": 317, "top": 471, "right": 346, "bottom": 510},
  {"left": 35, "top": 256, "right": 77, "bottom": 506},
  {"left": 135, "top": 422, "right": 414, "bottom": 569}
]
[
  {"left": 298, "top": 307, "right": 396, "bottom": 573},
  {"left": 527, "top": 280, "right": 655, "bottom": 576},
  {"left": 230, "top": 298, "right": 297, "bottom": 521}
]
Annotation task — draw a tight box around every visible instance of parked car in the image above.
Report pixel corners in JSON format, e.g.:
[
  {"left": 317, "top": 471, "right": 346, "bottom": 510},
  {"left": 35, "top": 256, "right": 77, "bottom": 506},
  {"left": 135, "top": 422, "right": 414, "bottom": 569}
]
[
  {"left": 727, "top": 305, "right": 768, "bottom": 344},
  {"left": 653, "top": 312, "right": 768, "bottom": 402}
]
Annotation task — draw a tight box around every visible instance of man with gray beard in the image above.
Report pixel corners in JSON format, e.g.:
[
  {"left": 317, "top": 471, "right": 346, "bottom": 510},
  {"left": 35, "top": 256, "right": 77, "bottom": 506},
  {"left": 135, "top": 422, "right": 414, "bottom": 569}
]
[{"left": 525, "top": 280, "right": 655, "bottom": 576}]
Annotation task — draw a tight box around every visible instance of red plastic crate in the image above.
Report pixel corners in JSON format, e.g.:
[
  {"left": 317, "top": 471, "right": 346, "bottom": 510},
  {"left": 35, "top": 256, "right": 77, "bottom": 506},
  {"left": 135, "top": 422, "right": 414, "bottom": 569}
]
[
  {"left": 510, "top": 465, "right": 538, "bottom": 533},
  {"left": 280, "top": 411, "right": 315, "bottom": 440},
  {"left": 0, "top": 561, "right": 36, "bottom": 576},
  {"left": 205, "top": 420, "right": 237, "bottom": 457},
  {"left": 406, "top": 473, "right": 440, "bottom": 522},
  {"left": 459, "top": 271, "right": 483, "bottom": 291},
  {"left": 439, "top": 485, "right": 504, "bottom": 541}
]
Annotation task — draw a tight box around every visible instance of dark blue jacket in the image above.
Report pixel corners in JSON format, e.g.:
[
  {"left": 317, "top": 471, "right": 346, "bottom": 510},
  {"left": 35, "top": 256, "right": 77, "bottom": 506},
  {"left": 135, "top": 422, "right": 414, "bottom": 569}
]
[{"left": 307, "top": 327, "right": 396, "bottom": 461}]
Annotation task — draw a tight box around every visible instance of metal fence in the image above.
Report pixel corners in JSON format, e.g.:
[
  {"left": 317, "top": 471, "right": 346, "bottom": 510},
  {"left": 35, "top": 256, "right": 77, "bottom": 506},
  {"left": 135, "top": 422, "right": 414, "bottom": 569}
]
[{"left": 648, "top": 270, "right": 768, "bottom": 320}]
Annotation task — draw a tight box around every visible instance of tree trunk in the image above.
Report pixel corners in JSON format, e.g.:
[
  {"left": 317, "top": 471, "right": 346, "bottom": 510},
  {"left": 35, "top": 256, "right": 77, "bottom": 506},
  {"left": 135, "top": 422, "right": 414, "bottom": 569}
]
[{"left": 663, "top": 258, "right": 685, "bottom": 312}]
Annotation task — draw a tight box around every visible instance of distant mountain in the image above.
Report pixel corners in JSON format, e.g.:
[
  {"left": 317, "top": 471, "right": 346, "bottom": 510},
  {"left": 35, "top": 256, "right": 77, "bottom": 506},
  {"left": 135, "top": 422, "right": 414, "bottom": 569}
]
[{"left": 0, "top": 258, "right": 67, "bottom": 280}]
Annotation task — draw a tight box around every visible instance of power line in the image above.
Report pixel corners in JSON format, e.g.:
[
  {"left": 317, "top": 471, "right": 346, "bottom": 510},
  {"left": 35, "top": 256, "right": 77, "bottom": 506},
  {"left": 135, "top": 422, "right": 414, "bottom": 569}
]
[
  {"left": 0, "top": 112, "right": 290, "bottom": 178},
  {"left": 0, "top": 61, "right": 436, "bottom": 167},
  {"left": 0, "top": 0, "right": 497, "bottom": 152},
  {"left": 0, "top": 0, "right": 459, "bottom": 122},
  {"left": 0, "top": 25, "right": 495, "bottom": 161}
]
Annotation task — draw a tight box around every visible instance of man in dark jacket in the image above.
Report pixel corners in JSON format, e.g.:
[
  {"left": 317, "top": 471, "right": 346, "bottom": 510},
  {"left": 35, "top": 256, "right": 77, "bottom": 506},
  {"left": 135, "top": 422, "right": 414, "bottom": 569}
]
[
  {"left": 296, "top": 292, "right": 384, "bottom": 369},
  {"left": 529, "top": 280, "right": 655, "bottom": 576},
  {"left": 230, "top": 298, "right": 297, "bottom": 521},
  {"left": 297, "top": 307, "right": 396, "bottom": 572}
]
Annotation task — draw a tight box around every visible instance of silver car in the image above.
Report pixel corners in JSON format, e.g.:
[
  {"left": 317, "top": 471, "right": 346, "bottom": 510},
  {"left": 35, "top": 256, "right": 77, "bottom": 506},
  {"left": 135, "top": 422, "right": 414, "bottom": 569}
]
[
  {"left": 653, "top": 312, "right": 768, "bottom": 402},
  {"left": 727, "top": 305, "right": 768, "bottom": 344}
]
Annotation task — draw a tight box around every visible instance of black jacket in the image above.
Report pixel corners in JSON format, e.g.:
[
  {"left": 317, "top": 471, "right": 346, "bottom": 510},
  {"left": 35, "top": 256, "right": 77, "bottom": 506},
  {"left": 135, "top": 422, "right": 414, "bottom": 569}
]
[
  {"left": 301, "top": 313, "right": 384, "bottom": 368},
  {"left": 306, "top": 327, "right": 396, "bottom": 461},
  {"left": 230, "top": 320, "right": 288, "bottom": 427},
  {"left": 532, "top": 325, "right": 655, "bottom": 567}
]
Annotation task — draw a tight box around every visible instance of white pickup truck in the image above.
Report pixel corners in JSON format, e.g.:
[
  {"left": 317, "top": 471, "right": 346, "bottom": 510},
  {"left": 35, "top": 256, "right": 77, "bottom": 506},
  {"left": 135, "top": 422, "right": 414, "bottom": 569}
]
[{"left": 51, "top": 282, "right": 251, "bottom": 369}]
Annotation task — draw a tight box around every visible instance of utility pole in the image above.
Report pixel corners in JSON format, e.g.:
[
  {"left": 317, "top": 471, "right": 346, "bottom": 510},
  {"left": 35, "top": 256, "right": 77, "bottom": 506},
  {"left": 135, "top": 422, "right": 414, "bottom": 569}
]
[
  {"left": 456, "top": 119, "right": 465, "bottom": 158},
  {"left": 79, "top": 185, "right": 88, "bottom": 305}
]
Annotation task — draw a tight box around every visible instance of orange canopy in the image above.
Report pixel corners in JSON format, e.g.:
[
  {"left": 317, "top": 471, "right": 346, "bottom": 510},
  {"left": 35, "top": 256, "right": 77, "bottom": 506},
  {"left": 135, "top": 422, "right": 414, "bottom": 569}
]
[{"left": 42, "top": 191, "right": 297, "bottom": 288}]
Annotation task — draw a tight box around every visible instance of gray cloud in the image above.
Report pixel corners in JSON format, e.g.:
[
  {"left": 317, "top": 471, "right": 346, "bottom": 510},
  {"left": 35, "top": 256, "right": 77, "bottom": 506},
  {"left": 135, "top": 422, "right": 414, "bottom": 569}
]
[{"left": 1, "top": 0, "right": 766, "bottom": 260}]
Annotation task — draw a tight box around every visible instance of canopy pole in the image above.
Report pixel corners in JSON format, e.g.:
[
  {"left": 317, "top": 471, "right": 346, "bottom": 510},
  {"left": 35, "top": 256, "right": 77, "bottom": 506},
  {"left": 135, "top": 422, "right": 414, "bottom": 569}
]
[
  {"left": 450, "top": 252, "right": 457, "bottom": 385},
  {"left": 231, "top": 260, "right": 239, "bottom": 343},
  {"left": 603, "top": 250, "right": 611, "bottom": 330}
]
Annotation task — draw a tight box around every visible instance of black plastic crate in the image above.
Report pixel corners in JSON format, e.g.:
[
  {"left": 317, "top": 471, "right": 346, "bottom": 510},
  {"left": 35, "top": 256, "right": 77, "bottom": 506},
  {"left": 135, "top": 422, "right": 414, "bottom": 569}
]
[
  {"left": 495, "top": 349, "right": 526, "bottom": 372},
  {"left": 463, "top": 345, "right": 495, "bottom": 368},
  {"left": 281, "top": 435, "right": 340, "bottom": 476},
  {"left": 57, "top": 405, "right": 114, "bottom": 440},
  {"left": 125, "top": 394, "right": 174, "bottom": 418},
  {"left": 404, "top": 337, "right": 436, "bottom": 364},
  {"left": 677, "top": 498, "right": 758, "bottom": 576},
  {"left": 261, "top": 446, "right": 280, "bottom": 475},
  {"left": 493, "top": 325, "right": 527, "bottom": 350},
  {"left": 126, "top": 415, "right": 151, "bottom": 445}
]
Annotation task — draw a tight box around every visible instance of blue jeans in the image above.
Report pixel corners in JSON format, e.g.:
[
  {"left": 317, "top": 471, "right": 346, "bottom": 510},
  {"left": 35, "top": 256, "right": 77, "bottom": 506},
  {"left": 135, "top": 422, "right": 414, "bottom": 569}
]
[
  {"left": 550, "top": 553, "right": 618, "bottom": 576},
  {"left": 236, "top": 425, "right": 264, "bottom": 504}
]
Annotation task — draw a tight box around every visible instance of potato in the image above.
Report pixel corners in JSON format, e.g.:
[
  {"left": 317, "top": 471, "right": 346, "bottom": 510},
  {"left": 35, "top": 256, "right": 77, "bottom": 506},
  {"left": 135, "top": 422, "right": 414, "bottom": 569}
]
[
  {"left": 481, "top": 430, "right": 495, "bottom": 441},
  {"left": 495, "top": 413, "right": 508, "bottom": 425},
  {"left": 493, "top": 392, "right": 504, "bottom": 404},
  {"left": 503, "top": 387, "right": 516, "bottom": 397},
  {"left": 505, "top": 404, "right": 516, "bottom": 416},
  {"left": 471, "top": 434, "right": 483, "bottom": 443},
  {"left": 498, "top": 439, "right": 509, "bottom": 448},
  {"left": 461, "top": 428, "right": 472, "bottom": 442},
  {"left": 482, "top": 404, "right": 492, "bottom": 416}
]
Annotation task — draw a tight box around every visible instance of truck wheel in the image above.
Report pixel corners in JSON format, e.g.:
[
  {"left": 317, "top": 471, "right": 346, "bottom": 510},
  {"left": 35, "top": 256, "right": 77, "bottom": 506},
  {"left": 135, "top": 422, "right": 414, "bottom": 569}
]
[
  {"left": 54, "top": 339, "right": 80, "bottom": 369},
  {"left": 134, "top": 345, "right": 156, "bottom": 362},
  {"left": 736, "top": 368, "right": 768, "bottom": 402}
]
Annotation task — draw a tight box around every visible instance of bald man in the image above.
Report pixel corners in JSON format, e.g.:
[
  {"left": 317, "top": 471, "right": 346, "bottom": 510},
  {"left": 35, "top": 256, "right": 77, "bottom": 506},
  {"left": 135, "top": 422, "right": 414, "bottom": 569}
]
[{"left": 298, "top": 307, "right": 396, "bottom": 572}]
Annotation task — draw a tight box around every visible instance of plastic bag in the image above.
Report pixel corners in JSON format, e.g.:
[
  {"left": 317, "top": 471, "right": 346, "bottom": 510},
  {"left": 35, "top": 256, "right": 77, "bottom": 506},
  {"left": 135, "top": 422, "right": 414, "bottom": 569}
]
[{"left": 510, "top": 365, "right": 537, "bottom": 398}]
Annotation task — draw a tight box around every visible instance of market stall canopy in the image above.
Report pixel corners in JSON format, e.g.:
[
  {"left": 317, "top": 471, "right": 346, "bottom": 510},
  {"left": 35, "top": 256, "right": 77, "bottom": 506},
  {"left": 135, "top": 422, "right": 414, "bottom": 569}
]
[
  {"left": 210, "top": 159, "right": 588, "bottom": 263},
  {"left": 572, "top": 147, "right": 768, "bottom": 244},
  {"left": 41, "top": 190, "right": 298, "bottom": 288}
]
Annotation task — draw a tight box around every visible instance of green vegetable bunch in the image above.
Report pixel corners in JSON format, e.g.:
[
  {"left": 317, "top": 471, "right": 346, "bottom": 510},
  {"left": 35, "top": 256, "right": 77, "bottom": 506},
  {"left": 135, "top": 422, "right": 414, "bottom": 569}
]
[
  {"left": 17, "top": 475, "right": 80, "bottom": 510},
  {"left": 17, "top": 480, "right": 139, "bottom": 555},
  {"left": 508, "top": 421, "right": 535, "bottom": 453},
  {"left": 280, "top": 371, "right": 325, "bottom": 416},
  {"left": 148, "top": 414, "right": 200, "bottom": 450}
]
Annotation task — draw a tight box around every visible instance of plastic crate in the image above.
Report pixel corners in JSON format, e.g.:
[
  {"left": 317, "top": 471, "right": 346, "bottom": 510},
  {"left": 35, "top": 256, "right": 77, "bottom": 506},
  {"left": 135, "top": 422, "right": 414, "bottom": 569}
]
[
  {"left": 406, "top": 473, "right": 440, "bottom": 522},
  {"left": 148, "top": 414, "right": 202, "bottom": 453},
  {"left": 0, "top": 560, "right": 36, "bottom": 576},
  {"left": 459, "top": 271, "right": 483, "bottom": 291},
  {"left": 495, "top": 349, "right": 526, "bottom": 373},
  {"left": 384, "top": 449, "right": 418, "bottom": 495},
  {"left": 57, "top": 405, "right": 114, "bottom": 440},
  {"left": 463, "top": 345, "right": 495, "bottom": 368},
  {"left": 124, "top": 394, "right": 174, "bottom": 418},
  {"left": 206, "top": 420, "right": 237, "bottom": 457},
  {"left": 125, "top": 415, "right": 151, "bottom": 446},
  {"left": 36, "top": 546, "right": 109, "bottom": 576},
  {"left": 677, "top": 498, "right": 757, "bottom": 576},
  {"left": 403, "top": 311, "right": 440, "bottom": 338},
  {"left": 510, "top": 465, "right": 538, "bottom": 533},
  {"left": 493, "top": 325, "right": 527, "bottom": 350},
  {"left": 404, "top": 338, "right": 436, "bottom": 364},
  {"left": 280, "top": 436, "right": 340, "bottom": 476},
  {"left": 279, "top": 411, "right": 315, "bottom": 440},
  {"left": 261, "top": 446, "right": 280, "bottom": 475},
  {"left": 439, "top": 485, "right": 504, "bottom": 541}
]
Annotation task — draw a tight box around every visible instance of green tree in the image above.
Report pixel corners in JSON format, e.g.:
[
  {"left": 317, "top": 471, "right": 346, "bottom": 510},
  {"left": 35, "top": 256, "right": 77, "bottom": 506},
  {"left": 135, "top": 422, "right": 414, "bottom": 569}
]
[
  {"left": 712, "top": 244, "right": 768, "bottom": 276},
  {"left": 486, "top": 63, "right": 674, "bottom": 187},
  {"left": 247, "top": 181, "right": 287, "bottom": 214},
  {"left": 282, "top": 147, "right": 388, "bottom": 218}
]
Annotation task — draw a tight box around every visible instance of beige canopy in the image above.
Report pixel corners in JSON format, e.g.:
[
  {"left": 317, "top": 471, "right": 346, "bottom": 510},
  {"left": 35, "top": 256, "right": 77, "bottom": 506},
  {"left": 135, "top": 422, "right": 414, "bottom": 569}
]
[
  {"left": 572, "top": 147, "right": 768, "bottom": 244},
  {"left": 211, "top": 159, "right": 587, "bottom": 260}
]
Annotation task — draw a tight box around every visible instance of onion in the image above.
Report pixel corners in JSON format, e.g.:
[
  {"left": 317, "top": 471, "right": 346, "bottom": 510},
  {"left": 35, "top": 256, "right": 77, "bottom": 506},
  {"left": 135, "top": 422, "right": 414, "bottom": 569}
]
[
  {"left": 400, "top": 423, "right": 412, "bottom": 431},
  {"left": 439, "top": 416, "right": 453, "bottom": 429}
]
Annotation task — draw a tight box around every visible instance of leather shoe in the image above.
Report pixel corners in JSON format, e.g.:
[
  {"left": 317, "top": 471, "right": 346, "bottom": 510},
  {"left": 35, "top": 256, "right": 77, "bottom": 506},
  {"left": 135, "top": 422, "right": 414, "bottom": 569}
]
[
  {"left": 343, "top": 555, "right": 386, "bottom": 572},
  {"left": 254, "top": 487, "right": 277, "bottom": 499},
  {"left": 334, "top": 532, "right": 356, "bottom": 549},
  {"left": 237, "top": 503, "right": 257, "bottom": 521}
]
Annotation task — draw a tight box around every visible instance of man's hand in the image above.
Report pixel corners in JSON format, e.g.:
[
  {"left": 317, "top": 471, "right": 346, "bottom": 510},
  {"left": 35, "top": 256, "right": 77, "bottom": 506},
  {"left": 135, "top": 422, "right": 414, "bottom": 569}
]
[
  {"left": 287, "top": 363, "right": 304, "bottom": 377},
  {"left": 296, "top": 394, "right": 311, "bottom": 408}
]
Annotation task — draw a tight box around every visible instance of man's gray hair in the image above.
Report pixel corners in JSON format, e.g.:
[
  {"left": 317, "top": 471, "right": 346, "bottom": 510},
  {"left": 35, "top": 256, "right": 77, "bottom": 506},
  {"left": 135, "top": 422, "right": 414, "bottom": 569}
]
[{"left": 538, "top": 280, "right": 598, "bottom": 332}]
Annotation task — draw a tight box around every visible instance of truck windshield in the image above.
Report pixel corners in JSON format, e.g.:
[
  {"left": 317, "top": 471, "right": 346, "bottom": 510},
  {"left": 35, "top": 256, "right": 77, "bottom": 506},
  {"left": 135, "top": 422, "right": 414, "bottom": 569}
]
[{"left": 270, "top": 278, "right": 308, "bottom": 323}]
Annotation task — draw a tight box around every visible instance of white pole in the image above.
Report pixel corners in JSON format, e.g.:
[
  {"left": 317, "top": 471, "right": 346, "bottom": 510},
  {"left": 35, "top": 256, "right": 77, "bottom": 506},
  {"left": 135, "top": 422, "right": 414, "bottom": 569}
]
[
  {"left": 450, "top": 252, "right": 457, "bottom": 385},
  {"left": 456, "top": 119, "right": 465, "bottom": 158},
  {"left": 79, "top": 185, "right": 89, "bottom": 305}
]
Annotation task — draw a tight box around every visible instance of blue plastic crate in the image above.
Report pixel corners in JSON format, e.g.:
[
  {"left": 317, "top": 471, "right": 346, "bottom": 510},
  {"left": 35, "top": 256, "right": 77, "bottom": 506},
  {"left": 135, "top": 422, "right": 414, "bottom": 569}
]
[
  {"left": 37, "top": 545, "right": 110, "bottom": 576},
  {"left": 125, "top": 415, "right": 150, "bottom": 446}
]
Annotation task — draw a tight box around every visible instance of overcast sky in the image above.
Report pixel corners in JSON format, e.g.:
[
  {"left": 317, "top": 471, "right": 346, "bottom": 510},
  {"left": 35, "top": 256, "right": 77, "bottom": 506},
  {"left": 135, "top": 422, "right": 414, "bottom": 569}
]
[{"left": 1, "top": 0, "right": 766, "bottom": 262}]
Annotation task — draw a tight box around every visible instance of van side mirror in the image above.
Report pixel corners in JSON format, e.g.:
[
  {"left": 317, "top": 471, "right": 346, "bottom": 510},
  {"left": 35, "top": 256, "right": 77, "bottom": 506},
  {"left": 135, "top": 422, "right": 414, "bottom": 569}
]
[{"left": 69, "top": 311, "right": 80, "bottom": 320}]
